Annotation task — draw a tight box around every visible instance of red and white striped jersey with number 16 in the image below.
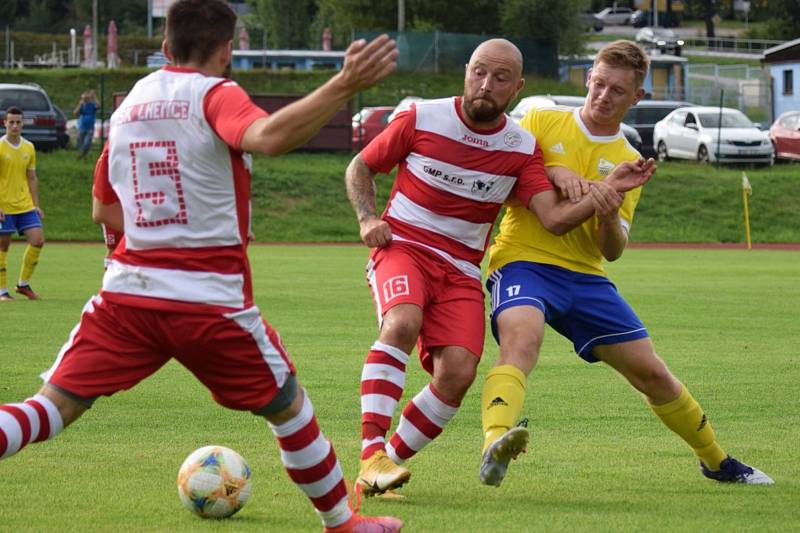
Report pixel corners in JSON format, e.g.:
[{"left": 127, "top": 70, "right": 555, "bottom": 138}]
[{"left": 360, "top": 97, "right": 552, "bottom": 280}]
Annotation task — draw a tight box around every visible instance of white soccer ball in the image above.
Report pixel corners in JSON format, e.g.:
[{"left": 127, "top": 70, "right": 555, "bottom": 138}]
[{"left": 176, "top": 445, "right": 252, "bottom": 518}]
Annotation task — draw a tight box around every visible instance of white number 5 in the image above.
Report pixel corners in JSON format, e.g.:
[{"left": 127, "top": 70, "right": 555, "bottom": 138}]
[{"left": 130, "top": 140, "right": 188, "bottom": 227}]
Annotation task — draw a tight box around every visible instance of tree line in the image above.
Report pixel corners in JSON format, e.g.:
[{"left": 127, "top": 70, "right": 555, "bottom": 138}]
[{"left": 1, "top": 0, "right": 798, "bottom": 56}]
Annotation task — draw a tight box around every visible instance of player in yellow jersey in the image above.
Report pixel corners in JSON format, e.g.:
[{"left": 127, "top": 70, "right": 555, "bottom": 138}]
[
  {"left": 0, "top": 107, "right": 45, "bottom": 301},
  {"left": 478, "top": 41, "right": 773, "bottom": 487}
]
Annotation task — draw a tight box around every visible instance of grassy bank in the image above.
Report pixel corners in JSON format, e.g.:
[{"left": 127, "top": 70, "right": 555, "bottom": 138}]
[
  {"left": 1, "top": 67, "right": 578, "bottom": 118},
  {"left": 32, "top": 149, "right": 799, "bottom": 244}
]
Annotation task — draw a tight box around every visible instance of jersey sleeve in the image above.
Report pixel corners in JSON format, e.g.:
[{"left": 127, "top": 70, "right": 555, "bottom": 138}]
[
  {"left": 92, "top": 142, "right": 119, "bottom": 204},
  {"left": 513, "top": 143, "right": 553, "bottom": 205},
  {"left": 360, "top": 106, "right": 416, "bottom": 174},
  {"left": 204, "top": 81, "right": 269, "bottom": 150}
]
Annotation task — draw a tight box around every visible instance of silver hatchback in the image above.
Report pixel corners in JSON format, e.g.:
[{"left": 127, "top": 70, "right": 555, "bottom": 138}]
[{"left": 0, "top": 83, "right": 62, "bottom": 151}]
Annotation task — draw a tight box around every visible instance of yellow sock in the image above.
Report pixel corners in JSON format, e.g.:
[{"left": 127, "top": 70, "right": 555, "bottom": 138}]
[
  {"left": 481, "top": 364, "right": 527, "bottom": 453},
  {"left": 0, "top": 250, "right": 7, "bottom": 291},
  {"left": 19, "top": 244, "right": 42, "bottom": 284},
  {"left": 649, "top": 385, "right": 727, "bottom": 470}
]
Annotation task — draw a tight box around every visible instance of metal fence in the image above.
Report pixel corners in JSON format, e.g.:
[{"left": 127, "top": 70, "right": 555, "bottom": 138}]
[
  {"left": 684, "top": 36, "right": 784, "bottom": 56},
  {"left": 354, "top": 30, "right": 558, "bottom": 78},
  {"left": 686, "top": 63, "right": 772, "bottom": 124}
]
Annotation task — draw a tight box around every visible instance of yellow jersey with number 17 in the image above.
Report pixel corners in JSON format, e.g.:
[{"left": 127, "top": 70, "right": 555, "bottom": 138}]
[
  {"left": 0, "top": 135, "right": 37, "bottom": 214},
  {"left": 488, "top": 106, "right": 642, "bottom": 277}
]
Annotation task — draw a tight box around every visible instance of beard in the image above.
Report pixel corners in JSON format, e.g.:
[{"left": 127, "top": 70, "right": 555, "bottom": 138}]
[{"left": 463, "top": 94, "right": 505, "bottom": 123}]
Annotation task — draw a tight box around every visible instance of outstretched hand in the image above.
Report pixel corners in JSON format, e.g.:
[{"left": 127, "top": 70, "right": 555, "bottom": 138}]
[
  {"left": 340, "top": 35, "right": 399, "bottom": 93},
  {"left": 605, "top": 157, "right": 656, "bottom": 192}
]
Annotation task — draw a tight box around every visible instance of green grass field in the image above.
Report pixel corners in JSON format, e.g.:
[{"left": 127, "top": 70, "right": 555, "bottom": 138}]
[{"left": 0, "top": 244, "right": 797, "bottom": 532}]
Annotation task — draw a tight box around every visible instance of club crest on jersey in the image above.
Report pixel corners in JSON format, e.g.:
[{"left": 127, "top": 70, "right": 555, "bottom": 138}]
[
  {"left": 598, "top": 157, "right": 615, "bottom": 177},
  {"left": 471, "top": 178, "right": 494, "bottom": 197},
  {"left": 503, "top": 131, "right": 522, "bottom": 148},
  {"left": 383, "top": 275, "right": 410, "bottom": 303}
]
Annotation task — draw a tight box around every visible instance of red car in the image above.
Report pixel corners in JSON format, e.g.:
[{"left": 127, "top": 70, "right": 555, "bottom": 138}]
[
  {"left": 769, "top": 111, "right": 800, "bottom": 161},
  {"left": 352, "top": 106, "right": 393, "bottom": 150}
]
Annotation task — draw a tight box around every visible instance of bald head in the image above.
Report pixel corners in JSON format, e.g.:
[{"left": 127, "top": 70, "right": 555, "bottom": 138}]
[
  {"left": 468, "top": 39, "right": 523, "bottom": 79},
  {"left": 461, "top": 38, "right": 525, "bottom": 128}
]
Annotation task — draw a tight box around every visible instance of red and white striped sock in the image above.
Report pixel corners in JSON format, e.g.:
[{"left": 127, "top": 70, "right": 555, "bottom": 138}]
[
  {"left": 386, "top": 383, "right": 459, "bottom": 464},
  {"left": 359, "top": 342, "right": 408, "bottom": 460},
  {"left": 0, "top": 394, "right": 64, "bottom": 459},
  {"left": 269, "top": 390, "right": 351, "bottom": 528}
]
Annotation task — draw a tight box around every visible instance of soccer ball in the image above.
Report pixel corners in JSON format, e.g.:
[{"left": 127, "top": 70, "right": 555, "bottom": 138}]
[{"left": 176, "top": 445, "right": 252, "bottom": 518}]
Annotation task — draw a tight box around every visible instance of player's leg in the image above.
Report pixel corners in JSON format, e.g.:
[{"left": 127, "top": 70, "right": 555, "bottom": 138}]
[
  {"left": 593, "top": 339, "right": 773, "bottom": 485},
  {"left": 478, "top": 263, "right": 556, "bottom": 486},
  {"left": 3, "top": 296, "right": 160, "bottom": 461},
  {"left": 0, "top": 385, "right": 82, "bottom": 460},
  {"left": 385, "top": 344, "right": 477, "bottom": 468},
  {"left": 16, "top": 214, "right": 44, "bottom": 300},
  {"left": 0, "top": 231, "right": 12, "bottom": 300},
  {"left": 183, "top": 309, "right": 401, "bottom": 532},
  {"left": 356, "top": 245, "right": 425, "bottom": 496}
]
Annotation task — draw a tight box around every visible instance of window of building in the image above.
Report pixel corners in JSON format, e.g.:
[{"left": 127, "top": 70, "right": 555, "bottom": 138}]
[{"left": 783, "top": 69, "right": 794, "bottom": 95}]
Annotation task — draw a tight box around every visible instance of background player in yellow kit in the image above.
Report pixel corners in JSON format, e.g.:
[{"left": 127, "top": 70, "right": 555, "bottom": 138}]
[
  {"left": 0, "top": 107, "right": 45, "bottom": 301},
  {"left": 479, "top": 40, "right": 773, "bottom": 488}
]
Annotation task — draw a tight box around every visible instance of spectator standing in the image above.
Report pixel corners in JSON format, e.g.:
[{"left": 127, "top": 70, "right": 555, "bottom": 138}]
[{"left": 74, "top": 90, "right": 98, "bottom": 159}]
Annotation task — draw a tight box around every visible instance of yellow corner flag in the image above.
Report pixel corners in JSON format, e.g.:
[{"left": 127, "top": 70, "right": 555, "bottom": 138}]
[{"left": 742, "top": 172, "right": 752, "bottom": 250}]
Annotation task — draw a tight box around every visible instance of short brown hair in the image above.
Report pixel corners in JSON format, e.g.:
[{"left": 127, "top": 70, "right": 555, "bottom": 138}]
[
  {"left": 5, "top": 106, "right": 23, "bottom": 117},
  {"left": 594, "top": 40, "right": 650, "bottom": 89},
  {"left": 166, "top": 0, "right": 236, "bottom": 65}
]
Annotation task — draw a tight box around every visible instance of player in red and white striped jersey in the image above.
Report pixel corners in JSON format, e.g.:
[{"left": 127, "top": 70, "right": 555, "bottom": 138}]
[
  {"left": 346, "top": 39, "right": 653, "bottom": 498},
  {"left": 0, "top": 2, "right": 401, "bottom": 531}
]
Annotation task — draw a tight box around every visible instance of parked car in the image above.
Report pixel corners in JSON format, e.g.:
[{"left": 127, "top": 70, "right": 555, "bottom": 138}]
[
  {"left": 352, "top": 106, "right": 393, "bottom": 149},
  {"left": 622, "top": 99, "right": 691, "bottom": 157},
  {"left": 0, "top": 83, "right": 63, "bottom": 150},
  {"left": 769, "top": 110, "right": 800, "bottom": 161},
  {"left": 54, "top": 105, "right": 70, "bottom": 149},
  {"left": 594, "top": 6, "right": 634, "bottom": 25},
  {"left": 635, "top": 27, "right": 684, "bottom": 56},
  {"left": 509, "top": 94, "right": 643, "bottom": 153},
  {"left": 387, "top": 95, "right": 425, "bottom": 123},
  {"left": 653, "top": 106, "right": 774, "bottom": 165},
  {"left": 631, "top": 9, "right": 648, "bottom": 28},
  {"left": 580, "top": 12, "right": 605, "bottom": 32}
]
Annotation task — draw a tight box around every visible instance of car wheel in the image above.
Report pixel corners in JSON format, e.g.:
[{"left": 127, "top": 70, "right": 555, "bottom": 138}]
[
  {"left": 656, "top": 141, "right": 669, "bottom": 162},
  {"left": 697, "top": 145, "right": 710, "bottom": 164}
]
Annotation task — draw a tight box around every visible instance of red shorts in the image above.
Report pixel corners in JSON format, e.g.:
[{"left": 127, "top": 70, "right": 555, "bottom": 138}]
[
  {"left": 366, "top": 242, "right": 485, "bottom": 374},
  {"left": 43, "top": 296, "right": 296, "bottom": 411}
]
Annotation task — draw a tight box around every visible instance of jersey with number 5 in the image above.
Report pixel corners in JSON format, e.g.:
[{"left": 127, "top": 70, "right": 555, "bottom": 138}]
[{"left": 94, "top": 67, "right": 268, "bottom": 313}]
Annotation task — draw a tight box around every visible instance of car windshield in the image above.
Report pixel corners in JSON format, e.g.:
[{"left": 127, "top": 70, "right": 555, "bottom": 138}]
[
  {"left": 698, "top": 112, "right": 753, "bottom": 128},
  {"left": 0, "top": 89, "right": 50, "bottom": 111}
]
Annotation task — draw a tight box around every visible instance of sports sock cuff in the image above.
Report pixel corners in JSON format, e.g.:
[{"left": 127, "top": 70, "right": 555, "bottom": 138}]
[
  {"left": 371, "top": 341, "right": 409, "bottom": 365},
  {"left": 648, "top": 384, "right": 690, "bottom": 414},
  {"left": 487, "top": 364, "right": 527, "bottom": 389},
  {"left": 28, "top": 393, "right": 64, "bottom": 437},
  {"left": 268, "top": 389, "right": 313, "bottom": 437}
]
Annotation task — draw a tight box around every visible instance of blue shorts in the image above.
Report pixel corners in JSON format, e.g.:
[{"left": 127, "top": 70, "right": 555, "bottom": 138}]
[
  {"left": 0, "top": 209, "right": 43, "bottom": 236},
  {"left": 486, "top": 261, "right": 649, "bottom": 363}
]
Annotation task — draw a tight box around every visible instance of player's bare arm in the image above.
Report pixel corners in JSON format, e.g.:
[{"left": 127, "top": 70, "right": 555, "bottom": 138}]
[
  {"left": 92, "top": 197, "right": 124, "bottom": 232},
  {"left": 27, "top": 169, "right": 44, "bottom": 218},
  {"left": 547, "top": 166, "right": 591, "bottom": 203},
  {"left": 241, "top": 35, "right": 398, "bottom": 156},
  {"left": 590, "top": 181, "right": 628, "bottom": 261},
  {"left": 345, "top": 155, "right": 392, "bottom": 248}
]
